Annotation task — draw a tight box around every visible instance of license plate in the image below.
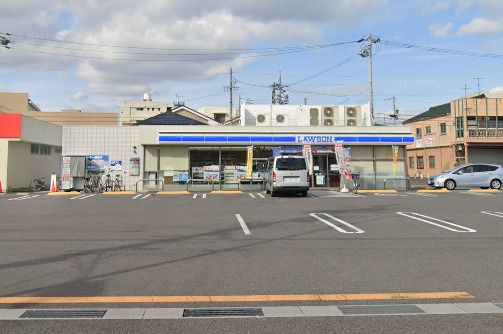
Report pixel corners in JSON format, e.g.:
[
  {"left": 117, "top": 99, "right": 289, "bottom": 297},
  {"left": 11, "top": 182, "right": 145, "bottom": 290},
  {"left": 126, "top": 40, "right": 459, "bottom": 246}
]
[{"left": 284, "top": 177, "right": 300, "bottom": 183}]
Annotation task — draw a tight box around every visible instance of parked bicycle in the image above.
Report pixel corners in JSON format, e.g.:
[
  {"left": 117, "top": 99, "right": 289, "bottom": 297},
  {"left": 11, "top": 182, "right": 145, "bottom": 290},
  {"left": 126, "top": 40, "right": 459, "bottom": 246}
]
[
  {"left": 352, "top": 172, "right": 360, "bottom": 194},
  {"left": 84, "top": 173, "right": 105, "bottom": 193},
  {"left": 30, "top": 177, "right": 47, "bottom": 192},
  {"left": 112, "top": 173, "right": 123, "bottom": 192}
]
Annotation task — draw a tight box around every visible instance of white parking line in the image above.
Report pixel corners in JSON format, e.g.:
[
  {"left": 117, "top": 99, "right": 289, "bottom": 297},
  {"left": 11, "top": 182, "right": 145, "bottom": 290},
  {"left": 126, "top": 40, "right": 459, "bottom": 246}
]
[
  {"left": 257, "top": 193, "right": 265, "bottom": 198},
  {"left": 309, "top": 213, "right": 365, "bottom": 234},
  {"left": 79, "top": 194, "right": 95, "bottom": 200},
  {"left": 463, "top": 192, "right": 495, "bottom": 196},
  {"left": 374, "top": 193, "right": 407, "bottom": 197},
  {"left": 235, "top": 214, "right": 251, "bottom": 235},
  {"left": 407, "top": 192, "right": 439, "bottom": 197},
  {"left": 9, "top": 195, "right": 39, "bottom": 201},
  {"left": 193, "top": 194, "right": 198, "bottom": 199},
  {"left": 202, "top": 193, "right": 207, "bottom": 199},
  {"left": 396, "top": 212, "right": 477, "bottom": 233},
  {"left": 70, "top": 194, "right": 87, "bottom": 200},
  {"left": 142, "top": 194, "right": 151, "bottom": 199},
  {"left": 248, "top": 193, "right": 256, "bottom": 198},
  {"left": 480, "top": 211, "right": 503, "bottom": 219},
  {"left": 132, "top": 194, "right": 143, "bottom": 199}
]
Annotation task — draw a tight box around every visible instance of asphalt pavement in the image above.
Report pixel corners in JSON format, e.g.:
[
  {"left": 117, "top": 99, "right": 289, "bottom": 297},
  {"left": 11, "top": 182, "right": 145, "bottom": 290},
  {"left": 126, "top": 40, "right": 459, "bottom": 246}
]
[{"left": 0, "top": 190, "right": 502, "bottom": 333}]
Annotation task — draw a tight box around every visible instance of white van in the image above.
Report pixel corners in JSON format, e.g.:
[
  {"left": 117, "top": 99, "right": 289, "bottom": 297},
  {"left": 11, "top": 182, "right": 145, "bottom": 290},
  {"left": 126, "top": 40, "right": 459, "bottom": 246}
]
[{"left": 265, "top": 155, "right": 310, "bottom": 197}]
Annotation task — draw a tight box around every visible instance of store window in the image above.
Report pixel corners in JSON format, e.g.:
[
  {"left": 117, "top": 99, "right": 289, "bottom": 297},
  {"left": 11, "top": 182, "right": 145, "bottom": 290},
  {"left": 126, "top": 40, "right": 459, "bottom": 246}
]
[
  {"left": 440, "top": 123, "right": 447, "bottom": 135},
  {"left": 417, "top": 156, "right": 424, "bottom": 169},
  {"left": 428, "top": 156, "right": 435, "bottom": 169},
  {"left": 40, "top": 145, "right": 51, "bottom": 155},
  {"left": 409, "top": 156, "right": 414, "bottom": 168}
]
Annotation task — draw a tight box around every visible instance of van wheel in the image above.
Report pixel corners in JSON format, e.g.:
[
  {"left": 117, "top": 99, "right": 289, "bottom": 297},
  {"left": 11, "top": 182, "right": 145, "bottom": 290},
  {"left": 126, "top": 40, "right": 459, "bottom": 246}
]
[
  {"left": 271, "top": 190, "right": 277, "bottom": 197},
  {"left": 445, "top": 179, "right": 456, "bottom": 190},
  {"left": 490, "top": 179, "right": 502, "bottom": 190},
  {"left": 302, "top": 191, "right": 308, "bottom": 197}
]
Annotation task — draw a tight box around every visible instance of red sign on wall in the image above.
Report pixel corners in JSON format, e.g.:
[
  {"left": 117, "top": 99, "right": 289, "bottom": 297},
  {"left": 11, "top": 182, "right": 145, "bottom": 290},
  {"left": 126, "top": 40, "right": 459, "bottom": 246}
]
[{"left": 0, "top": 114, "right": 22, "bottom": 138}]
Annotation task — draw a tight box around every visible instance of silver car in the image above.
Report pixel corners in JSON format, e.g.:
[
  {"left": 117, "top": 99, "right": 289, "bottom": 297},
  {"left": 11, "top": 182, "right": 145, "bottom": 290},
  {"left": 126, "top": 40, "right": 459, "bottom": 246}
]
[
  {"left": 428, "top": 163, "right": 503, "bottom": 190},
  {"left": 265, "top": 155, "right": 310, "bottom": 197}
]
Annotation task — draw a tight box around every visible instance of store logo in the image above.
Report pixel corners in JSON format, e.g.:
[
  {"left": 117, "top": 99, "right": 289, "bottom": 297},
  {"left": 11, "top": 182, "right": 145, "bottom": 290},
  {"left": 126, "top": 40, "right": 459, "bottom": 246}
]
[{"left": 296, "top": 135, "right": 336, "bottom": 143}]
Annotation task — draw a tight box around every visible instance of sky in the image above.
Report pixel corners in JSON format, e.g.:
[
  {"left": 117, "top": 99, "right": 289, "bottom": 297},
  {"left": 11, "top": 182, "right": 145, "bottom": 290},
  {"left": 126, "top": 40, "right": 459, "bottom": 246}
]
[{"left": 1, "top": 0, "right": 503, "bottom": 121}]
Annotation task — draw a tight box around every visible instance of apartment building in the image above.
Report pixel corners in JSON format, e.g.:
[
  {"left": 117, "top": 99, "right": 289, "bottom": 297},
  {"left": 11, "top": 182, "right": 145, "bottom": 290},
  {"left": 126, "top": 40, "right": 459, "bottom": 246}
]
[{"left": 404, "top": 93, "right": 503, "bottom": 178}]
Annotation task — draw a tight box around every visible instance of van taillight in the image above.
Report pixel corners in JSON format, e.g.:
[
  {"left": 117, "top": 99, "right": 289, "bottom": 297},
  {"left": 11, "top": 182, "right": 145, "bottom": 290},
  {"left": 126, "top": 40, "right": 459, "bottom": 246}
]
[
  {"left": 307, "top": 171, "right": 311, "bottom": 183},
  {"left": 272, "top": 171, "right": 277, "bottom": 182}
]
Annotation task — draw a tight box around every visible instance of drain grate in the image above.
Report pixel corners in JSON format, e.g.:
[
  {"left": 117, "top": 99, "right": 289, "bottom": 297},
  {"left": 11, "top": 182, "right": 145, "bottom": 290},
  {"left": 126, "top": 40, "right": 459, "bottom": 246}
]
[
  {"left": 339, "top": 305, "right": 424, "bottom": 315},
  {"left": 183, "top": 308, "right": 264, "bottom": 318},
  {"left": 20, "top": 309, "right": 107, "bottom": 319}
]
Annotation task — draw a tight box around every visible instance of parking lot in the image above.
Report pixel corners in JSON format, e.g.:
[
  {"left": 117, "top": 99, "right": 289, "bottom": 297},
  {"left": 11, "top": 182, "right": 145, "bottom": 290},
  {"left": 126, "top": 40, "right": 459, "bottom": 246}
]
[{"left": 1, "top": 190, "right": 502, "bottom": 333}]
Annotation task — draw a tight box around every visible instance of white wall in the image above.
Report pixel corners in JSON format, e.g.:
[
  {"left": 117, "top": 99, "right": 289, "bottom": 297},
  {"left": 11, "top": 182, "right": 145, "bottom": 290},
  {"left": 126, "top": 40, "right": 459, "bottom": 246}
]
[
  {"left": 6, "top": 141, "right": 61, "bottom": 190},
  {"left": 0, "top": 140, "right": 9, "bottom": 191}
]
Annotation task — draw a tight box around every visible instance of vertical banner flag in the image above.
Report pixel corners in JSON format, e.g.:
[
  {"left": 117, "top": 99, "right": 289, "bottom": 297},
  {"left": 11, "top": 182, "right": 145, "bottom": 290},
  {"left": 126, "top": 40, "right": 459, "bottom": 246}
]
[
  {"left": 342, "top": 147, "right": 353, "bottom": 180},
  {"left": 392, "top": 145, "right": 399, "bottom": 176},
  {"left": 246, "top": 146, "right": 253, "bottom": 179},
  {"left": 334, "top": 143, "right": 344, "bottom": 173},
  {"left": 303, "top": 144, "right": 313, "bottom": 176}
]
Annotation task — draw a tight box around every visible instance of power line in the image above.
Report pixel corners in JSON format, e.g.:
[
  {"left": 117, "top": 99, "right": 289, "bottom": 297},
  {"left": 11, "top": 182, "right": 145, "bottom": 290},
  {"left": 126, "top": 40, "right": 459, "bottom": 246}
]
[
  {"left": 6, "top": 32, "right": 357, "bottom": 52},
  {"left": 288, "top": 55, "right": 357, "bottom": 87},
  {"left": 381, "top": 40, "right": 503, "bottom": 60}
]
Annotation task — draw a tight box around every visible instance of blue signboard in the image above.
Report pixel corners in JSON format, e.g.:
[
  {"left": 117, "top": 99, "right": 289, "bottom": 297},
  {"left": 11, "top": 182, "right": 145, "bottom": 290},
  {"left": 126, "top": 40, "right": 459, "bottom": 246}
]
[
  {"left": 86, "top": 155, "right": 109, "bottom": 172},
  {"left": 159, "top": 134, "right": 414, "bottom": 145}
]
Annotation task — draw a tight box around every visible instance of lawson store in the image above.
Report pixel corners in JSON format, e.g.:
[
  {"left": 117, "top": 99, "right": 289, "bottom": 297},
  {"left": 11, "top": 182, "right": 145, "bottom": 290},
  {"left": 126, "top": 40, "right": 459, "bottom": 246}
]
[{"left": 136, "top": 125, "right": 414, "bottom": 190}]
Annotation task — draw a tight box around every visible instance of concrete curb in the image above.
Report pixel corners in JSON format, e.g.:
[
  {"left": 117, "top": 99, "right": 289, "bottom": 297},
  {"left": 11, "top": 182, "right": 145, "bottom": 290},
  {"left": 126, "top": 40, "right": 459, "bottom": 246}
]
[
  {"left": 102, "top": 191, "right": 137, "bottom": 195},
  {"left": 47, "top": 192, "right": 81, "bottom": 196},
  {"left": 156, "top": 191, "right": 191, "bottom": 195},
  {"left": 469, "top": 189, "right": 500, "bottom": 193},
  {"left": 417, "top": 188, "right": 449, "bottom": 193}
]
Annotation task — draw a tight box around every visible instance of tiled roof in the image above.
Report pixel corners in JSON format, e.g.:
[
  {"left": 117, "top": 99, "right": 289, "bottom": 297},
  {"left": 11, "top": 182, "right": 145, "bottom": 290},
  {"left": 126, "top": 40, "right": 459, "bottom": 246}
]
[
  {"left": 135, "top": 111, "right": 206, "bottom": 125},
  {"left": 403, "top": 103, "right": 451, "bottom": 124}
]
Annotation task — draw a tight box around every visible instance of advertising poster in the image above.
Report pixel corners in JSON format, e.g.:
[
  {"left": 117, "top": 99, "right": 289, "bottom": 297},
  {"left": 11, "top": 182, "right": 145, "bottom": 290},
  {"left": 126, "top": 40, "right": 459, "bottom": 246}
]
[
  {"left": 129, "top": 157, "right": 140, "bottom": 176},
  {"left": 342, "top": 147, "right": 353, "bottom": 180},
  {"left": 302, "top": 144, "right": 313, "bottom": 176},
  {"left": 61, "top": 156, "right": 71, "bottom": 190},
  {"left": 246, "top": 146, "right": 253, "bottom": 179},
  {"left": 392, "top": 146, "right": 399, "bottom": 176},
  {"left": 86, "top": 155, "right": 109, "bottom": 172},
  {"left": 110, "top": 160, "right": 122, "bottom": 172}
]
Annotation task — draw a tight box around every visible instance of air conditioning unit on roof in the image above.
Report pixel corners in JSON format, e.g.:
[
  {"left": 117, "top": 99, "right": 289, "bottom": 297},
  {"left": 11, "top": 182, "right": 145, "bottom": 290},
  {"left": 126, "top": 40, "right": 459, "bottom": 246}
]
[
  {"left": 309, "top": 108, "right": 320, "bottom": 126},
  {"left": 323, "top": 106, "right": 338, "bottom": 126},
  {"left": 345, "top": 106, "right": 362, "bottom": 126}
]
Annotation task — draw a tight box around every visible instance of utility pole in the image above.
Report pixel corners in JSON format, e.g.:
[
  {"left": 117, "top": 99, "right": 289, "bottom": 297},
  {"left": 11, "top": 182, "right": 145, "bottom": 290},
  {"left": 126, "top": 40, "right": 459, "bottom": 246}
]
[
  {"left": 304, "top": 98, "right": 307, "bottom": 105},
  {"left": 224, "top": 68, "right": 238, "bottom": 118},
  {"left": 472, "top": 77, "right": 484, "bottom": 94},
  {"left": 461, "top": 84, "right": 470, "bottom": 98},
  {"left": 358, "top": 33, "right": 380, "bottom": 124},
  {"left": 271, "top": 72, "right": 289, "bottom": 104},
  {"left": 385, "top": 96, "right": 399, "bottom": 126}
]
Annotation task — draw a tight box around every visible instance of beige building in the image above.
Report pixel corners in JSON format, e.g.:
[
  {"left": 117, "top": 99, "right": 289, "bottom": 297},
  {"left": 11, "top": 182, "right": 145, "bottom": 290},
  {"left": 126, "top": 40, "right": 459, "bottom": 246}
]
[
  {"left": 121, "top": 93, "right": 172, "bottom": 125},
  {"left": 404, "top": 94, "right": 503, "bottom": 178},
  {"left": 0, "top": 114, "right": 62, "bottom": 192},
  {"left": 0, "top": 92, "right": 118, "bottom": 125}
]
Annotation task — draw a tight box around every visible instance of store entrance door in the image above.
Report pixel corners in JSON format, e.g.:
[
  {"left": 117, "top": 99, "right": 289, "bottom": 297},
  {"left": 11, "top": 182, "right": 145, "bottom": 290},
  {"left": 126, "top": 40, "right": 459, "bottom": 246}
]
[{"left": 313, "top": 154, "right": 340, "bottom": 188}]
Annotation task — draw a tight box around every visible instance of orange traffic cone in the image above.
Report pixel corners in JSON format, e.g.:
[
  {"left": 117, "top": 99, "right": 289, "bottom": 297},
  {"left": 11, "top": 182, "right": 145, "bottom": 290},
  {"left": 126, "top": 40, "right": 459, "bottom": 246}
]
[{"left": 50, "top": 174, "right": 58, "bottom": 192}]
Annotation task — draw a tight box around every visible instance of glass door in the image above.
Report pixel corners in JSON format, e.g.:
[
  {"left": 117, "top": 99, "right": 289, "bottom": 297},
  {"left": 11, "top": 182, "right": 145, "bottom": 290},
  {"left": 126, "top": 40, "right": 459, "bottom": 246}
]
[{"left": 313, "top": 155, "right": 328, "bottom": 187}]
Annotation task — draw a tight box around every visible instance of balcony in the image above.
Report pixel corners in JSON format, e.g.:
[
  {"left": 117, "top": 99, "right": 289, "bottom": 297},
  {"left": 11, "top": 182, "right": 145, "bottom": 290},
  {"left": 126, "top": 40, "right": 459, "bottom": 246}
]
[{"left": 467, "top": 128, "right": 503, "bottom": 138}]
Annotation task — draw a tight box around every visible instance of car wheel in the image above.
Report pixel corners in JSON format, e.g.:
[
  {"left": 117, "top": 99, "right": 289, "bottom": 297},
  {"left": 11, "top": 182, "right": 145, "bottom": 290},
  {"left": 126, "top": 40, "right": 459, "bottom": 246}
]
[
  {"left": 302, "top": 191, "right": 308, "bottom": 197},
  {"left": 445, "top": 179, "right": 456, "bottom": 190},
  {"left": 490, "top": 179, "right": 502, "bottom": 190},
  {"left": 271, "top": 189, "right": 277, "bottom": 197}
]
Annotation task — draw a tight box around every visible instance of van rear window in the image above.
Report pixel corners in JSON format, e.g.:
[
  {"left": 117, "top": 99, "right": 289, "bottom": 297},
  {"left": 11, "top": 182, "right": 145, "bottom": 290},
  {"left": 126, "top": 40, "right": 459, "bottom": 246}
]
[{"left": 276, "top": 158, "right": 306, "bottom": 171}]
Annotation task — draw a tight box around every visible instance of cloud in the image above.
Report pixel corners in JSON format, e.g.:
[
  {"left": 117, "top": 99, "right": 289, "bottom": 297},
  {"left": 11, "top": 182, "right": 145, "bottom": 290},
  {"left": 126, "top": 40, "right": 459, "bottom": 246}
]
[
  {"left": 423, "top": 0, "right": 451, "bottom": 12},
  {"left": 1, "top": 0, "right": 386, "bottom": 102},
  {"left": 429, "top": 22, "right": 454, "bottom": 37},
  {"left": 72, "top": 91, "right": 88, "bottom": 101},
  {"left": 489, "top": 86, "right": 503, "bottom": 93},
  {"left": 458, "top": 17, "right": 503, "bottom": 35}
]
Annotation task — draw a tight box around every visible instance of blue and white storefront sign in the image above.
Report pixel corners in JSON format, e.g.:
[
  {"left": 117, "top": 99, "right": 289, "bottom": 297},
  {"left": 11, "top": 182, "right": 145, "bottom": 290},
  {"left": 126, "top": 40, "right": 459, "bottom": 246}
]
[{"left": 158, "top": 133, "right": 414, "bottom": 145}]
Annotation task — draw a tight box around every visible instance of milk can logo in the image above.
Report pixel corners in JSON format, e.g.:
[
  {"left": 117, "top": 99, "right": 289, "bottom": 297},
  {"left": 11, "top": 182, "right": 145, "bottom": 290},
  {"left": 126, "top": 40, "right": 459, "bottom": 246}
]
[{"left": 296, "top": 135, "right": 336, "bottom": 143}]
